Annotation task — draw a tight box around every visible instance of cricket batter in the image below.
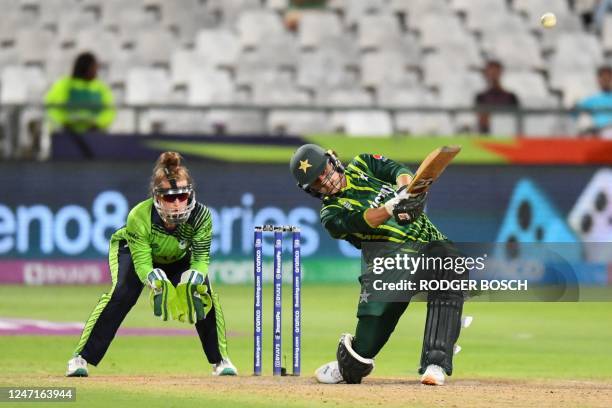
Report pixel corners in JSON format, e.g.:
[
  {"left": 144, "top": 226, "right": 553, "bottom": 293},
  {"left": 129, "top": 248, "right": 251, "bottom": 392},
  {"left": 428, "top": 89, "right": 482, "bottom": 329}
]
[
  {"left": 289, "top": 144, "right": 467, "bottom": 385},
  {"left": 66, "top": 152, "right": 237, "bottom": 377}
]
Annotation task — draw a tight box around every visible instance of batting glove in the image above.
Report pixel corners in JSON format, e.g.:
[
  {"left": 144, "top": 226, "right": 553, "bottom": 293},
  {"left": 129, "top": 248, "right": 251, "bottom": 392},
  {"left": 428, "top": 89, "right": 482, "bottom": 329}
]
[
  {"left": 384, "top": 190, "right": 427, "bottom": 226},
  {"left": 176, "top": 270, "right": 212, "bottom": 324},
  {"left": 146, "top": 268, "right": 180, "bottom": 321}
]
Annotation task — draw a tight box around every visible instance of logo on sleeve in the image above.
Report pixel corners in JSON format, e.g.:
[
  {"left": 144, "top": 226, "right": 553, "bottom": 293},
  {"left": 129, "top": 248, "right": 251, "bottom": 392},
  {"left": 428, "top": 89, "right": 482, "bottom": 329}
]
[{"left": 372, "top": 154, "right": 386, "bottom": 160}]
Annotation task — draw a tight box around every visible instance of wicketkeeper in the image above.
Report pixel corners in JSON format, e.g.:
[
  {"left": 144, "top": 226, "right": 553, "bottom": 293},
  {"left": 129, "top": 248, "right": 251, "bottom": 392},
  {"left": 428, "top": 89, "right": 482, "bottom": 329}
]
[
  {"left": 289, "top": 144, "right": 469, "bottom": 385},
  {"left": 66, "top": 151, "right": 237, "bottom": 377}
]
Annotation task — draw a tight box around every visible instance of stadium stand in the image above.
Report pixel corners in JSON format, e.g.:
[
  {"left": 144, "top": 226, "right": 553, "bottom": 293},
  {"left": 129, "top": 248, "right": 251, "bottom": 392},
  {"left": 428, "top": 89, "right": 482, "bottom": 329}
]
[{"left": 0, "top": 0, "right": 610, "bottom": 140}]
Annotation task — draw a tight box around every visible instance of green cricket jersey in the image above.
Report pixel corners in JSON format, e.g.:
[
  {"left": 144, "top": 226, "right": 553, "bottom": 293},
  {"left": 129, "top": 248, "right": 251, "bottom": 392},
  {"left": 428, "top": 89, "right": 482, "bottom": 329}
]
[
  {"left": 110, "top": 198, "right": 212, "bottom": 283},
  {"left": 320, "top": 154, "right": 446, "bottom": 249}
]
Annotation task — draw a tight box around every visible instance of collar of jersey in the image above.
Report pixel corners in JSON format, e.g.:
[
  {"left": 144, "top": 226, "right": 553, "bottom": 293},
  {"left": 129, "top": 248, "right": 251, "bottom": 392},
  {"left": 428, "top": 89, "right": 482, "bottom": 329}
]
[{"left": 339, "top": 173, "right": 355, "bottom": 192}]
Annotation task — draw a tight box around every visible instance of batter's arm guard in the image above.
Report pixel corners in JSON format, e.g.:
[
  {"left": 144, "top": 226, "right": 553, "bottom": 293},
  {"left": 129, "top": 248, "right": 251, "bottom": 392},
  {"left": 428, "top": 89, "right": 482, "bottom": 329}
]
[
  {"left": 336, "top": 333, "right": 374, "bottom": 384},
  {"left": 175, "top": 269, "right": 212, "bottom": 324}
]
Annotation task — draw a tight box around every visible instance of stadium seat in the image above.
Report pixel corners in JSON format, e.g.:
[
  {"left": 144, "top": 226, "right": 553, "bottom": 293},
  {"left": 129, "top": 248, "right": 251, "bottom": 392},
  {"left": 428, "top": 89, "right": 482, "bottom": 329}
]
[
  {"left": 250, "top": 32, "right": 299, "bottom": 68},
  {"left": 335, "top": 110, "right": 393, "bottom": 136},
  {"left": 356, "top": 14, "right": 402, "bottom": 50},
  {"left": 159, "top": 0, "right": 214, "bottom": 46},
  {"left": 195, "top": 29, "right": 241, "bottom": 68},
  {"left": 205, "top": 109, "right": 266, "bottom": 134},
  {"left": 44, "top": 51, "right": 73, "bottom": 83},
  {"left": 1, "top": 65, "right": 47, "bottom": 104},
  {"left": 125, "top": 67, "right": 172, "bottom": 105},
  {"left": 479, "top": 14, "right": 529, "bottom": 48},
  {"left": 265, "top": 0, "right": 287, "bottom": 11},
  {"left": 39, "top": 0, "right": 81, "bottom": 27},
  {"left": 0, "top": 11, "right": 22, "bottom": 44},
  {"left": 557, "top": 72, "right": 599, "bottom": 108},
  {"left": 360, "top": 50, "right": 417, "bottom": 89},
  {"left": 139, "top": 109, "right": 208, "bottom": 134},
  {"left": 485, "top": 33, "right": 544, "bottom": 71},
  {"left": 417, "top": 14, "right": 469, "bottom": 48},
  {"left": 502, "top": 71, "right": 557, "bottom": 108},
  {"left": 267, "top": 110, "right": 331, "bottom": 134},
  {"left": 297, "top": 49, "right": 354, "bottom": 91},
  {"left": 132, "top": 30, "right": 175, "bottom": 66},
  {"left": 513, "top": 0, "right": 569, "bottom": 20},
  {"left": 434, "top": 42, "right": 482, "bottom": 69},
  {"left": 422, "top": 53, "right": 480, "bottom": 88},
  {"left": 549, "top": 32, "right": 604, "bottom": 71},
  {"left": 340, "top": 0, "right": 389, "bottom": 28},
  {"left": 187, "top": 69, "right": 236, "bottom": 106},
  {"left": 452, "top": 0, "right": 506, "bottom": 13},
  {"left": 108, "top": 109, "right": 137, "bottom": 133},
  {"left": 0, "top": 47, "right": 19, "bottom": 75},
  {"left": 602, "top": 15, "right": 612, "bottom": 53},
  {"left": 538, "top": 13, "right": 583, "bottom": 52},
  {"left": 454, "top": 112, "right": 478, "bottom": 133},
  {"left": 391, "top": 0, "right": 451, "bottom": 21},
  {"left": 207, "top": 0, "right": 261, "bottom": 23},
  {"left": 237, "top": 9, "right": 285, "bottom": 49},
  {"left": 394, "top": 112, "right": 454, "bottom": 135},
  {"left": 316, "top": 87, "right": 373, "bottom": 107},
  {"left": 490, "top": 114, "right": 518, "bottom": 136},
  {"left": 100, "top": 0, "right": 152, "bottom": 35},
  {"left": 16, "top": 28, "right": 55, "bottom": 64},
  {"left": 439, "top": 80, "right": 480, "bottom": 108},
  {"left": 523, "top": 114, "right": 562, "bottom": 137},
  {"left": 74, "top": 28, "right": 122, "bottom": 62},
  {"left": 298, "top": 11, "right": 343, "bottom": 48},
  {"left": 464, "top": 0, "right": 510, "bottom": 33},
  {"left": 56, "top": 9, "right": 99, "bottom": 46},
  {"left": 376, "top": 84, "right": 437, "bottom": 108},
  {"left": 235, "top": 51, "right": 283, "bottom": 87},
  {"left": 317, "top": 35, "right": 361, "bottom": 67},
  {"left": 252, "top": 83, "right": 311, "bottom": 107},
  {"left": 107, "top": 49, "right": 135, "bottom": 87},
  {"left": 170, "top": 49, "right": 209, "bottom": 86}
]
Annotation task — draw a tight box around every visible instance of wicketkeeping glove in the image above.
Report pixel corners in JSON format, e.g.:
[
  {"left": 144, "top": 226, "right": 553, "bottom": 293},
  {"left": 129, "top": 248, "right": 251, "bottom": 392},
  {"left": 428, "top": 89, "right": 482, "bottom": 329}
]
[
  {"left": 146, "top": 268, "right": 180, "bottom": 321},
  {"left": 384, "top": 187, "right": 427, "bottom": 226},
  {"left": 175, "top": 270, "right": 212, "bottom": 324}
]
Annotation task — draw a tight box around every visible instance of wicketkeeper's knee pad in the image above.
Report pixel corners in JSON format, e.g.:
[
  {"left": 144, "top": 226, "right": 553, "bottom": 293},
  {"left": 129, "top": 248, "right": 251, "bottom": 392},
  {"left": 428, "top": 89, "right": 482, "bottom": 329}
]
[
  {"left": 419, "top": 293, "right": 464, "bottom": 376},
  {"left": 336, "top": 333, "right": 374, "bottom": 384}
]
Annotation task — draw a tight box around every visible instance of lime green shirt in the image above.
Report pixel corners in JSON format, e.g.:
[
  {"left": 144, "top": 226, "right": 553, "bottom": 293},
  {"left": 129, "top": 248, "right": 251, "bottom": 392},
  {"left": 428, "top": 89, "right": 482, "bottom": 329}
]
[
  {"left": 44, "top": 76, "right": 115, "bottom": 133},
  {"left": 111, "top": 198, "right": 212, "bottom": 283},
  {"left": 320, "top": 154, "right": 446, "bottom": 249}
]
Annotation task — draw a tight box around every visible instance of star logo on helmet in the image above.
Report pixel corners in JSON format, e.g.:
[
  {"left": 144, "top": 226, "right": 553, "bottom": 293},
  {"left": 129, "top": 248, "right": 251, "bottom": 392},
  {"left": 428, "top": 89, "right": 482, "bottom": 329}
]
[{"left": 298, "top": 159, "right": 312, "bottom": 173}]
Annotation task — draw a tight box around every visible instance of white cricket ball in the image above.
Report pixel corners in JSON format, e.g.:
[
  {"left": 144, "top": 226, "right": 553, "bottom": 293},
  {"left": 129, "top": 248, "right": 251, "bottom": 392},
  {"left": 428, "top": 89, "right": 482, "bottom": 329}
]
[{"left": 540, "top": 12, "right": 556, "bottom": 28}]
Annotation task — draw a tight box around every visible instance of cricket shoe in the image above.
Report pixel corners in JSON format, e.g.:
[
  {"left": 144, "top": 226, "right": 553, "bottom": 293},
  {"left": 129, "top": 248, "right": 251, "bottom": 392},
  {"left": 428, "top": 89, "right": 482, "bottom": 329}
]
[
  {"left": 420, "top": 364, "right": 445, "bottom": 386},
  {"left": 212, "top": 359, "right": 238, "bottom": 376},
  {"left": 66, "top": 355, "right": 88, "bottom": 377},
  {"left": 315, "top": 361, "right": 343, "bottom": 384}
]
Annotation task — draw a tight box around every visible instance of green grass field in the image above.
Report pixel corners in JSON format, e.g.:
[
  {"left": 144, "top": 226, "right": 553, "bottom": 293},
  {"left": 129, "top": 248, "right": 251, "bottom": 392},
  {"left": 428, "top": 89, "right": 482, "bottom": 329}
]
[{"left": 1, "top": 284, "right": 611, "bottom": 407}]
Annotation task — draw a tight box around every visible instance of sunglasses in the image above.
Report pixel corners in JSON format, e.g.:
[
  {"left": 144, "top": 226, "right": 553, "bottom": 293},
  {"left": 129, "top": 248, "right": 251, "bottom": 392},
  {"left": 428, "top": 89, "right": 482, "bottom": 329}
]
[{"left": 160, "top": 193, "right": 190, "bottom": 203}]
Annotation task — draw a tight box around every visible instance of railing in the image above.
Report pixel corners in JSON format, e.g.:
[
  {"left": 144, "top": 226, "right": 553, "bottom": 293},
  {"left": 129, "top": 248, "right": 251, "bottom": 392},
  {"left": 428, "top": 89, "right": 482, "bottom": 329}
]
[{"left": 0, "top": 103, "right": 608, "bottom": 160}]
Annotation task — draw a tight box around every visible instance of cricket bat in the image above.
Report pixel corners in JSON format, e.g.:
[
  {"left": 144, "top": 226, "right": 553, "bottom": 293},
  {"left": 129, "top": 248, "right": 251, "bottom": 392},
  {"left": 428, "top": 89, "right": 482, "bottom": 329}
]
[{"left": 407, "top": 146, "right": 461, "bottom": 195}]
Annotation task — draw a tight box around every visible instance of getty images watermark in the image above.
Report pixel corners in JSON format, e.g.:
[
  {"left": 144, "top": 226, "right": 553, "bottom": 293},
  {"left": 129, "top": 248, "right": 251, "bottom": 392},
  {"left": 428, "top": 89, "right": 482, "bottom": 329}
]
[
  {"left": 360, "top": 242, "right": 612, "bottom": 302},
  {"left": 370, "top": 252, "right": 527, "bottom": 292}
]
